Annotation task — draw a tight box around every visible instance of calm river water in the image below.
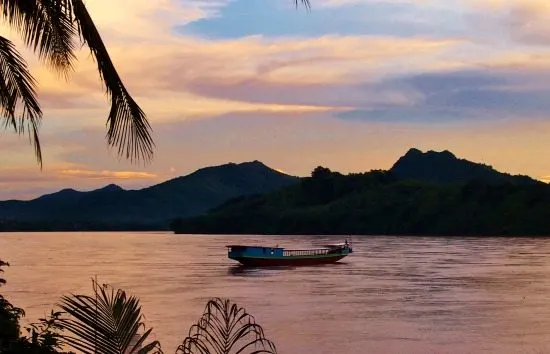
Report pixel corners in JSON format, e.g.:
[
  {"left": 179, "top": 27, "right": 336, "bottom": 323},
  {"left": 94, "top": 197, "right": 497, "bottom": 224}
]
[{"left": 1, "top": 232, "right": 550, "bottom": 353}]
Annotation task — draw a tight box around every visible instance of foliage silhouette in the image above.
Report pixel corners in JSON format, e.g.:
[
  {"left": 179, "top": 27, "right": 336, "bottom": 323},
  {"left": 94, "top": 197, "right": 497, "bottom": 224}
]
[
  {"left": 177, "top": 298, "right": 277, "bottom": 354},
  {"left": 58, "top": 279, "right": 162, "bottom": 354},
  {"left": 1, "top": 264, "right": 277, "bottom": 354},
  {"left": 0, "top": 0, "right": 153, "bottom": 165},
  {"left": 1, "top": 259, "right": 66, "bottom": 353},
  {"left": 171, "top": 167, "right": 550, "bottom": 236}
]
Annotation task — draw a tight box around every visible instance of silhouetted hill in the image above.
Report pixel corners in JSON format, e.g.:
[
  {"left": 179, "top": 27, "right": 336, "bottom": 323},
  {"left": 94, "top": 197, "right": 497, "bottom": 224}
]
[
  {"left": 390, "top": 148, "right": 537, "bottom": 185},
  {"left": 0, "top": 161, "right": 299, "bottom": 231},
  {"left": 171, "top": 150, "right": 550, "bottom": 236}
]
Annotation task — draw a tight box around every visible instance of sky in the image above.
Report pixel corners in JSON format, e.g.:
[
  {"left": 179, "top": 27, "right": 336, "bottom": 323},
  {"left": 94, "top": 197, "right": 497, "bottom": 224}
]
[{"left": 1, "top": 0, "right": 550, "bottom": 199}]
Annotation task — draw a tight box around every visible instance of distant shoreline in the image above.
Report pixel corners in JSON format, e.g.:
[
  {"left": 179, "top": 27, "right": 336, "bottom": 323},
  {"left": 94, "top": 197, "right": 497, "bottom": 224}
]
[{"left": 1, "top": 229, "right": 550, "bottom": 237}]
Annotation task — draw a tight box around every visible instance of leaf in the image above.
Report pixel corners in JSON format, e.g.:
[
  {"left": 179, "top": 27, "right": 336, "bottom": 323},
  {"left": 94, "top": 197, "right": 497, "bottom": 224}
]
[
  {"left": 0, "top": 0, "right": 76, "bottom": 76},
  {"left": 0, "top": 35, "right": 42, "bottom": 166},
  {"left": 69, "top": 0, "right": 154, "bottom": 164},
  {"left": 58, "top": 279, "right": 162, "bottom": 354},
  {"left": 177, "top": 298, "right": 277, "bottom": 354},
  {"left": 294, "top": 0, "right": 311, "bottom": 9}
]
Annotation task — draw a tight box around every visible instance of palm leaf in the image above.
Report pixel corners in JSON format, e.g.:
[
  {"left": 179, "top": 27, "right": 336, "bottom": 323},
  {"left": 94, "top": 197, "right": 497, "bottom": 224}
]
[
  {"left": 0, "top": 35, "right": 42, "bottom": 165},
  {"left": 0, "top": 0, "right": 76, "bottom": 76},
  {"left": 68, "top": 0, "right": 154, "bottom": 163},
  {"left": 177, "top": 298, "right": 277, "bottom": 354},
  {"left": 1, "top": 0, "right": 152, "bottom": 164},
  {"left": 295, "top": 0, "right": 311, "bottom": 9},
  {"left": 57, "top": 279, "right": 162, "bottom": 354}
]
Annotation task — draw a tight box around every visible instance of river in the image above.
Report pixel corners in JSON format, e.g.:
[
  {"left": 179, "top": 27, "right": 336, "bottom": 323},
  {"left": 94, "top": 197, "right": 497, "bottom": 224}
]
[{"left": 1, "top": 232, "right": 550, "bottom": 353}]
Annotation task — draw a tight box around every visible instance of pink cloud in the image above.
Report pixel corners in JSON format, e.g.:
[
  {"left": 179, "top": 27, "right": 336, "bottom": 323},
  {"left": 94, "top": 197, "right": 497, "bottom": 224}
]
[{"left": 59, "top": 169, "right": 157, "bottom": 180}]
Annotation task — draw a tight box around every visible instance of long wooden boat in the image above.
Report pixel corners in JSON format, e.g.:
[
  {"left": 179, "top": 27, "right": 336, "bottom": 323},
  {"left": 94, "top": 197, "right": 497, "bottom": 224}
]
[{"left": 226, "top": 241, "right": 353, "bottom": 266}]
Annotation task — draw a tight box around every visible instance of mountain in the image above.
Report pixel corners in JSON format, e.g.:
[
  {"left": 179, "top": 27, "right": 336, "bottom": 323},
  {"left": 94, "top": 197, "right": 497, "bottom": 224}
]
[
  {"left": 0, "top": 161, "right": 299, "bottom": 231},
  {"left": 390, "top": 148, "right": 537, "bottom": 185},
  {"left": 171, "top": 149, "right": 550, "bottom": 236}
]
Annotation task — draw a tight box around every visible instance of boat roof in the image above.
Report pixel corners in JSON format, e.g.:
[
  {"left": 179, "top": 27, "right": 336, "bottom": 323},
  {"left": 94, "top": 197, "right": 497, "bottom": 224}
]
[
  {"left": 226, "top": 244, "right": 343, "bottom": 251},
  {"left": 226, "top": 244, "right": 284, "bottom": 249}
]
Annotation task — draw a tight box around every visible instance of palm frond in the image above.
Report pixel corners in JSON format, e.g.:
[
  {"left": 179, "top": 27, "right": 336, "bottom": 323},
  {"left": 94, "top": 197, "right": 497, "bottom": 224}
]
[
  {"left": 69, "top": 0, "right": 154, "bottom": 164},
  {"left": 177, "top": 298, "right": 277, "bottom": 354},
  {"left": 295, "top": 0, "right": 311, "bottom": 9},
  {"left": 0, "top": 0, "right": 76, "bottom": 76},
  {"left": 57, "top": 279, "right": 162, "bottom": 354},
  {"left": 0, "top": 35, "right": 42, "bottom": 166}
]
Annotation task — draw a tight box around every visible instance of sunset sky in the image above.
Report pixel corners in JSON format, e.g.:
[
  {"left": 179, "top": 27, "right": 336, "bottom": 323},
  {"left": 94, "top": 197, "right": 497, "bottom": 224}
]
[{"left": 2, "top": 0, "right": 550, "bottom": 199}]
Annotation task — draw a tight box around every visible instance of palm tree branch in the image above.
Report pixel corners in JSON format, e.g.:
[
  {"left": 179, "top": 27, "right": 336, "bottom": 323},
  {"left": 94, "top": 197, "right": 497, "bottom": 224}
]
[
  {"left": 178, "top": 298, "right": 277, "bottom": 354},
  {"left": 69, "top": 0, "right": 154, "bottom": 163},
  {"left": 191, "top": 323, "right": 225, "bottom": 354},
  {"left": 0, "top": 35, "right": 42, "bottom": 166},
  {"left": 0, "top": 0, "right": 76, "bottom": 75},
  {"left": 295, "top": 0, "right": 311, "bottom": 9},
  {"left": 58, "top": 281, "right": 158, "bottom": 354}
]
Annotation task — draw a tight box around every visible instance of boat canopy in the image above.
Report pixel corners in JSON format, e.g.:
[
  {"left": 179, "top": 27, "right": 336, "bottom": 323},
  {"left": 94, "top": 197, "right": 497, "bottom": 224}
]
[{"left": 225, "top": 245, "right": 284, "bottom": 250}]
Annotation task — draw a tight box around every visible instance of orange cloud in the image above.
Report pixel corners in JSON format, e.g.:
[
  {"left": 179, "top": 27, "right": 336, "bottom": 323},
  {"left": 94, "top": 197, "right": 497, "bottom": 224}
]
[
  {"left": 0, "top": 164, "right": 161, "bottom": 200},
  {"left": 59, "top": 169, "right": 157, "bottom": 180},
  {"left": 0, "top": 0, "right": 464, "bottom": 128},
  {"left": 2, "top": 0, "right": 550, "bottom": 202},
  {"left": 51, "top": 35, "right": 458, "bottom": 121}
]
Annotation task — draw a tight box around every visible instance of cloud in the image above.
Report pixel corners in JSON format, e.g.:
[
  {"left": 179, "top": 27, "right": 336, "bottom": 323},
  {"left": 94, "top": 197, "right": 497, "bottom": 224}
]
[
  {"left": 2, "top": 0, "right": 550, "bottom": 202},
  {"left": 0, "top": 165, "right": 161, "bottom": 200},
  {"left": 337, "top": 63, "right": 550, "bottom": 123},
  {"left": 4, "top": 109, "right": 550, "bottom": 200},
  {"left": 0, "top": 166, "right": 158, "bottom": 185},
  {"left": 148, "top": 36, "right": 458, "bottom": 108},
  {"left": 465, "top": 0, "right": 550, "bottom": 45},
  {"left": 21, "top": 28, "right": 458, "bottom": 127},
  {"left": 58, "top": 169, "right": 157, "bottom": 180}
]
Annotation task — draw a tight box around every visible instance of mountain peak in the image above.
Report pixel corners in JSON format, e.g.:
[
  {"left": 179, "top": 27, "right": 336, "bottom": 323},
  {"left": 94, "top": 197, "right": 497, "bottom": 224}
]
[
  {"left": 403, "top": 148, "right": 423, "bottom": 157},
  {"left": 391, "top": 148, "right": 537, "bottom": 185},
  {"left": 426, "top": 149, "right": 456, "bottom": 159},
  {"left": 403, "top": 148, "right": 456, "bottom": 160},
  {"left": 238, "top": 160, "right": 267, "bottom": 167},
  {"left": 190, "top": 160, "right": 287, "bottom": 177},
  {"left": 94, "top": 184, "right": 124, "bottom": 192}
]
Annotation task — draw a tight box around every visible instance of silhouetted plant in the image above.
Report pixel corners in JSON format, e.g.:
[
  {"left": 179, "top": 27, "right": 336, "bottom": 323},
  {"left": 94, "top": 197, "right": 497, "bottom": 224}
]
[
  {"left": 0, "top": 0, "right": 154, "bottom": 165},
  {"left": 0, "top": 259, "right": 22, "bottom": 350},
  {"left": 1, "top": 259, "right": 67, "bottom": 353},
  {"left": 58, "top": 279, "right": 162, "bottom": 354},
  {"left": 177, "top": 298, "right": 276, "bottom": 354},
  {"left": 2, "top": 260, "right": 278, "bottom": 354}
]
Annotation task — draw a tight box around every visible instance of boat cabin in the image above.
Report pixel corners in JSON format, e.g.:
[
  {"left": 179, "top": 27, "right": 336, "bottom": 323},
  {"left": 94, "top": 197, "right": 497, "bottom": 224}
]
[{"left": 226, "top": 245, "right": 284, "bottom": 258}]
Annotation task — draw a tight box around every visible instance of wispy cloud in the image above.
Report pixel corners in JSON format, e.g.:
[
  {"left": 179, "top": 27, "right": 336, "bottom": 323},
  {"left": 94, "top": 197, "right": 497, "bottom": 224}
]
[
  {"left": 58, "top": 169, "right": 157, "bottom": 180},
  {"left": 1, "top": 0, "right": 550, "bottom": 200}
]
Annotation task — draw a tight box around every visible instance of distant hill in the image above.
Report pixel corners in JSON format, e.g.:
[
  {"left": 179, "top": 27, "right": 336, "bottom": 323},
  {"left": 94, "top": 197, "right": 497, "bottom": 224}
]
[
  {"left": 0, "top": 161, "right": 299, "bottom": 231},
  {"left": 171, "top": 149, "right": 550, "bottom": 236},
  {"left": 390, "top": 148, "right": 537, "bottom": 185}
]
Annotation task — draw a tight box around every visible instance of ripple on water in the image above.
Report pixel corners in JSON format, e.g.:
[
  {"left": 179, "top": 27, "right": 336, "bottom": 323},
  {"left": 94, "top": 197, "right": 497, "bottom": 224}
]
[{"left": 2, "top": 233, "right": 550, "bottom": 353}]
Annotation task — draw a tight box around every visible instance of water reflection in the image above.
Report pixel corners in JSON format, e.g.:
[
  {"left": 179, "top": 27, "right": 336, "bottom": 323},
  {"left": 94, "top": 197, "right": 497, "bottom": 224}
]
[
  {"left": 227, "top": 262, "right": 349, "bottom": 276},
  {"left": 227, "top": 265, "right": 296, "bottom": 276},
  {"left": 1, "top": 232, "right": 550, "bottom": 353}
]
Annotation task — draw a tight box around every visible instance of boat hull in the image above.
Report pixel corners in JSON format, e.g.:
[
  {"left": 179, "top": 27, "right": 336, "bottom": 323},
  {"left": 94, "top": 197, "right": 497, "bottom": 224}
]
[{"left": 230, "top": 254, "right": 348, "bottom": 267}]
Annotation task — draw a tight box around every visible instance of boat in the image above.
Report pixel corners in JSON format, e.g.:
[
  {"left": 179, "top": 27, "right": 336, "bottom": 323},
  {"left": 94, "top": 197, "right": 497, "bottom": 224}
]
[{"left": 226, "top": 240, "right": 353, "bottom": 266}]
